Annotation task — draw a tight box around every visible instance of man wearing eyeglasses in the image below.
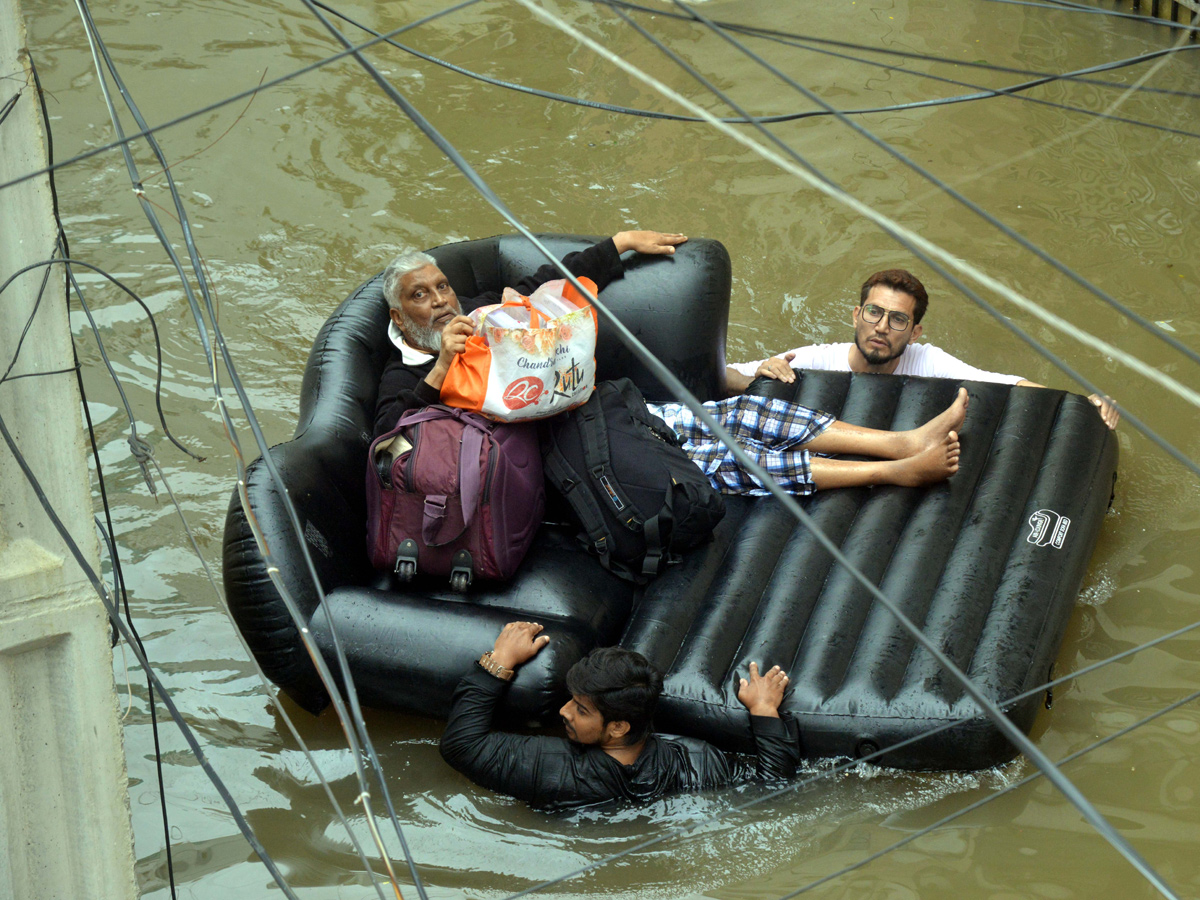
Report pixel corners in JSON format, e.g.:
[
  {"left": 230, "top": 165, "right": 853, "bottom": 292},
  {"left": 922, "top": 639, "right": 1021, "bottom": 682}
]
[{"left": 726, "top": 269, "right": 1119, "bottom": 430}]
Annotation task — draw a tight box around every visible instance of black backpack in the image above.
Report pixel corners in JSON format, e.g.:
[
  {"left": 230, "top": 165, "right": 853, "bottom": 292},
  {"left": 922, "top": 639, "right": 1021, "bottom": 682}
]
[{"left": 541, "top": 378, "right": 726, "bottom": 582}]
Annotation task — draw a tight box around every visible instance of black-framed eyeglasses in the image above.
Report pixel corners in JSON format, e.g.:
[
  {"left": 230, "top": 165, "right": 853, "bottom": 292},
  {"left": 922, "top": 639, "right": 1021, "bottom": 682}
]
[{"left": 860, "top": 303, "right": 912, "bottom": 331}]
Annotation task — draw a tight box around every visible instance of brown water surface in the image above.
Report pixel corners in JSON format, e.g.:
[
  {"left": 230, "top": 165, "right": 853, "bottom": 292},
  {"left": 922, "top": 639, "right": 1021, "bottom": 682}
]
[{"left": 16, "top": 0, "right": 1200, "bottom": 897}]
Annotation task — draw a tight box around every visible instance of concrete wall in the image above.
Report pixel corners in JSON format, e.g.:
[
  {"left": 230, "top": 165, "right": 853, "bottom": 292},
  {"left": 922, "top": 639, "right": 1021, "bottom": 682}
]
[{"left": 0, "top": 1, "right": 138, "bottom": 897}]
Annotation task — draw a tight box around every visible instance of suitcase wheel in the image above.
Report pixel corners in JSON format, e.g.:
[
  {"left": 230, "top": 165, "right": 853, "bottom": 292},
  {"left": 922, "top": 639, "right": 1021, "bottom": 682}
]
[
  {"left": 394, "top": 539, "right": 418, "bottom": 582},
  {"left": 450, "top": 549, "right": 473, "bottom": 593}
]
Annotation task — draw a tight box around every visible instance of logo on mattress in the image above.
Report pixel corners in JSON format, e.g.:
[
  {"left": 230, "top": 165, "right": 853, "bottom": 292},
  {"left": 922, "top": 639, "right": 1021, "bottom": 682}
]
[{"left": 1027, "top": 509, "right": 1070, "bottom": 549}]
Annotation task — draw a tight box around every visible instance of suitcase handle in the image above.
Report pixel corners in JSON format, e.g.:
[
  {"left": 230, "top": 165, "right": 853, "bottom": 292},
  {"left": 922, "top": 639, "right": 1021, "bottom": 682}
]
[{"left": 422, "top": 423, "right": 485, "bottom": 547}]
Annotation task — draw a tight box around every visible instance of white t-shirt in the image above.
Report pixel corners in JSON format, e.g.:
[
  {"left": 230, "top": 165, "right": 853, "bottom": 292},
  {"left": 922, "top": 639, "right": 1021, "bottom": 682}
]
[{"left": 730, "top": 342, "right": 1024, "bottom": 385}]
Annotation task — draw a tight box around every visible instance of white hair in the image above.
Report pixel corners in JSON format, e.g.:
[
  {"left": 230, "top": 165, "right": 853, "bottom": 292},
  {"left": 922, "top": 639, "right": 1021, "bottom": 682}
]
[{"left": 381, "top": 250, "right": 437, "bottom": 310}]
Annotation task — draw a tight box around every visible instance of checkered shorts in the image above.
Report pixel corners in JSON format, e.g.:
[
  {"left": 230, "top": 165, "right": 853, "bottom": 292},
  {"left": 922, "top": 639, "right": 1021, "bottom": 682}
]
[{"left": 644, "top": 395, "right": 835, "bottom": 496}]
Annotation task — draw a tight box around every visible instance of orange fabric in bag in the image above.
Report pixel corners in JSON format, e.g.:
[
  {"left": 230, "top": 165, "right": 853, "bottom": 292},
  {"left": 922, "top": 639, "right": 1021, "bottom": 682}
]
[{"left": 441, "top": 277, "right": 598, "bottom": 422}]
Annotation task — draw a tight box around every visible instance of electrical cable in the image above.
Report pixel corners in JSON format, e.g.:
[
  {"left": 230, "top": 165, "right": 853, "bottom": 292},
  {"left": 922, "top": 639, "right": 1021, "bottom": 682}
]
[
  {"left": 981, "top": 0, "right": 1200, "bottom": 32},
  {"left": 0, "top": 408, "right": 302, "bottom": 900},
  {"left": 308, "top": 0, "right": 1200, "bottom": 136},
  {"left": 630, "top": 2, "right": 1200, "bottom": 434},
  {"left": 0, "top": 88, "right": 19, "bottom": 127},
  {"left": 0, "top": 258, "right": 204, "bottom": 463},
  {"left": 780, "top": 685, "right": 1200, "bottom": 897},
  {"left": 597, "top": 0, "right": 1200, "bottom": 97},
  {"left": 0, "top": 0, "right": 485, "bottom": 198},
  {"left": 731, "top": 22, "right": 1200, "bottom": 140},
  {"left": 70, "top": 2, "right": 439, "bottom": 894}
]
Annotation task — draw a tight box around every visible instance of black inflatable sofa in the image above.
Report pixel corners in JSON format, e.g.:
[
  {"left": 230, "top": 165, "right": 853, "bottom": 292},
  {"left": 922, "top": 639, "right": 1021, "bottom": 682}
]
[{"left": 223, "top": 234, "right": 1118, "bottom": 770}]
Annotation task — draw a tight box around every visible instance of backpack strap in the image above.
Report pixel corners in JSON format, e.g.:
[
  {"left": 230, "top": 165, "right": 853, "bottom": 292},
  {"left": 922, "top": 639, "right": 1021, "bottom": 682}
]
[
  {"left": 576, "top": 385, "right": 642, "bottom": 534},
  {"left": 543, "top": 442, "right": 615, "bottom": 569},
  {"left": 640, "top": 488, "right": 675, "bottom": 576}
]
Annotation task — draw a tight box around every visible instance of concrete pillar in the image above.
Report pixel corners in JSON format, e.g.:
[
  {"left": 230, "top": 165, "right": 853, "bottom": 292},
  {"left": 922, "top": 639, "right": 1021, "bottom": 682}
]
[{"left": 0, "top": 1, "right": 139, "bottom": 897}]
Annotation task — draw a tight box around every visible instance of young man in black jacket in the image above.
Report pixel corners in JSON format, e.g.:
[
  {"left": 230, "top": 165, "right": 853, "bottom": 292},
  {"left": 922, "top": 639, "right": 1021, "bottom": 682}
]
[{"left": 439, "top": 621, "right": 800, "bottom": 811}]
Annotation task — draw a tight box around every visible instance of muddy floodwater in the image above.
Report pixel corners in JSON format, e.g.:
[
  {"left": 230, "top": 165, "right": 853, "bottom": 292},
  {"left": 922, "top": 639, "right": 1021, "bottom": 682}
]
[{"left": 14, "top": 0, "right": 1200, "bottom": 897}]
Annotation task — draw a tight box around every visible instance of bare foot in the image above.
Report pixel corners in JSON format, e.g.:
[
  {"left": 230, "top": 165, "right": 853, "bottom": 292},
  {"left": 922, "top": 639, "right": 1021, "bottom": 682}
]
[
  {"left": 889, "top": 430, "right": 960, "bottom": 486},
  {"left": 901, "top": 388, "right": 968, "bottom": 457}
]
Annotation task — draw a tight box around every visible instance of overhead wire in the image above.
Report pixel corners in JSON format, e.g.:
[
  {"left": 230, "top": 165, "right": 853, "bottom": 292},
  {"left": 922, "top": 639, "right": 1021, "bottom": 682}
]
[
  {"left": 11, "top": 65, "right": 395, "bottom": 900},
  {"left": 0, "top": 0, "right": 486, "bottom": 197},
  {"left": 0, "top": 408, "right": 302, "bottom": 900},
  {"left": 982, "top": 0, "right": 1200, "bottom": 31},
  {"left": 309, "top": 0, "right": 1200, "bottom": 135},
  {"left": 67, "top": 2, "right": 443, "bottom": 895},
  {"left": 627, "top": 1, "right": 1200, "bottom": 435},
  {"left": 598, "top": 0, "right": 1200, "bottom": 98},
  {"left": 3, "top": 0, "right": 1192, "bottom": 202},
  {"left": 779, "top": 685, "right": 1200, "bottom": 897},
  {"left": 294, "top": 0, "right": 1181, "bottom": 896},
  {"left": 14, "top": 1, "right": 1195, "bottom": 897}
]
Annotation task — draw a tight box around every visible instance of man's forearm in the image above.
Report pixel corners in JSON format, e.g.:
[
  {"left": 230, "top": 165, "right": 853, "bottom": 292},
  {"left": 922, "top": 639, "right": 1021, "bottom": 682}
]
[{"left": 724, "top": 366, "right": 752, "bottom": 397}]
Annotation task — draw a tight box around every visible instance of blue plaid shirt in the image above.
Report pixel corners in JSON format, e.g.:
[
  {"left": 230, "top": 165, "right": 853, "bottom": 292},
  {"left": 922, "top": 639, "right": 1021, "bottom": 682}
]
[{"left": 644, "top": 395, "right": 834, "bottom": 496}]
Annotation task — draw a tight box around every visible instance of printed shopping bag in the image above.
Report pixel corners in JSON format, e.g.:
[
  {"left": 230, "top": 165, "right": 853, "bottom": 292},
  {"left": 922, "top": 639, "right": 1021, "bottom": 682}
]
[{"left": 440, "top": 277, "right": 598, "bottom": 422}]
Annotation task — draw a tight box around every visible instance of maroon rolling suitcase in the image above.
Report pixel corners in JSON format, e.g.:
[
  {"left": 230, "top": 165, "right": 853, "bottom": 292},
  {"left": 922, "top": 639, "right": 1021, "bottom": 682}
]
[{"left": 366, "top": 405, "right": 544, "bottom": 590}]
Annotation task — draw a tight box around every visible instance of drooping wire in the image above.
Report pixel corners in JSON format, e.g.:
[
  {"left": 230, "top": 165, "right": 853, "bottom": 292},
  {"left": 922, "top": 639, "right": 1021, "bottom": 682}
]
[
  {"left": 70, "top": 2, "right": 437, "bottom": 895},
  {"left": 633, "top": 3, "right": 1200, "bottom": 418},
  {"left": 0, "top": 258, "right": 202, "bottom": 463},
  {"left": 727, "top": 21, "right": 1200, "bottom": 140},
  {"left": 598, "top": 0, "right": 1200, "bottom": 98},
  {"left": 358, "top": 1, "right": 1184, "bottom": 894},
  {"left": 982, "top": 0, "right": 1200, "bottom": 32},
  {"left": 5, "top": 0, "right": 1188, "bottom": 205},
  {"left": 0, "top": 0, "right": 486, "bottom": 198},
  {"left": 780, "top": 685, "right": 1200, "bottom": 897},
  {"left": 0, "top": 408, "right": 302, "bottom": 900},
  {"left": 309, "top": 0, "right": 1200, "bottom": 136}
]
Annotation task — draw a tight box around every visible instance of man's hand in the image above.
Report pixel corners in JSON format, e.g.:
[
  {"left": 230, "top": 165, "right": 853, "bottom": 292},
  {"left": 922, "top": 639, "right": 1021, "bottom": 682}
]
[
  {"left": 1089, "top": 393, "right": 1119, "bottom": 430},
  {"left": 436, "top": 315, "right": 475, "bottom": 364},
  {"left": 755, "top": 352, "right": 797, "bottom": 384},
  {"left": 737, "top": 662, "right": 788, "bottom": 718},
  {"left": 491, "top": 621, "right": 550, "bottom": 670},
  {"left": 613, "top": 231, "right": 688, "bottom": 255}
]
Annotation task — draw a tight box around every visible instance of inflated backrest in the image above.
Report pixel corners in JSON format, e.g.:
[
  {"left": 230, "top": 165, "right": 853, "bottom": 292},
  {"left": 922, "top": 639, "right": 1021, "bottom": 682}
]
[{"left": 223, "top": 235, "right": 731, "bottom": 713}]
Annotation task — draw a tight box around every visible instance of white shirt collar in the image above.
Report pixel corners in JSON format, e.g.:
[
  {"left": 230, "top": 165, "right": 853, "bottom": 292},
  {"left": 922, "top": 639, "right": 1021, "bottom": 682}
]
[{"left": 388, "top": 319, "right": 436, "bottom": 366}]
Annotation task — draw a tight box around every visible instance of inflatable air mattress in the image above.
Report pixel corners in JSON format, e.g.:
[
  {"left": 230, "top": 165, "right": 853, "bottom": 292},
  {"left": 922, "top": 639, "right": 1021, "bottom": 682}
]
[{"left": 223, "top": 235, "right": 1117, "bottom": 770}]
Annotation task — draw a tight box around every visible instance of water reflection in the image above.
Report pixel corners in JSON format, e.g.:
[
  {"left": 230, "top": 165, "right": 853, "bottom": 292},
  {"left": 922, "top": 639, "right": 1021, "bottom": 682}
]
[{"left": 18, "top": 0, "right": 1200, "bottom": 896}]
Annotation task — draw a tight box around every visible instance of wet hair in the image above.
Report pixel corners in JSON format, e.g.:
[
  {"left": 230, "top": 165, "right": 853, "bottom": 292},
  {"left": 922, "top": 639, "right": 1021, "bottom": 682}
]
[
  {"left": 859, "top": 269, "right": 929, "bottom": 324},
  {"left": 381, "top": 250, "right": 438, "bottom": 311},
  {"left": 565, "top": 647, "right": 663, "bottom": 745}
]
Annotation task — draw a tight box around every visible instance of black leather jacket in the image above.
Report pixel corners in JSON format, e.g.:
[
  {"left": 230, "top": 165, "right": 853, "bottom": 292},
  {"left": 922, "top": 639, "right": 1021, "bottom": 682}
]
[{"left": 440, "top": 666, "right": 801, "bottom": 812}]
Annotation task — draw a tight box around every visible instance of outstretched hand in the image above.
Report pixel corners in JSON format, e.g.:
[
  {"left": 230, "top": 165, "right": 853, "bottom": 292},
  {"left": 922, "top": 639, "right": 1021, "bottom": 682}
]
[
  {"left": 756, "top": 352, "right": 797, "bottom": 384},
  {"left": 491, "top": 621, "right": 549, "bottom": 670},
  {"left": 737, "top": 662, "right": 788, "bottom": 718},
  {"left": 613, "top": 231, "right": 688, "bottom": 255},
  {"left": 1088, "top": 393, "right": 1119, "bottom": 430}
]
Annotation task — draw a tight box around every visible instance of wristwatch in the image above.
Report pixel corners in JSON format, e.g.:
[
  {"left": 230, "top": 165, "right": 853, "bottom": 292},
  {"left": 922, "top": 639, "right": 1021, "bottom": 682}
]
[{"left": 479, "top": 650, "right": 516, "bottom": 681}]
